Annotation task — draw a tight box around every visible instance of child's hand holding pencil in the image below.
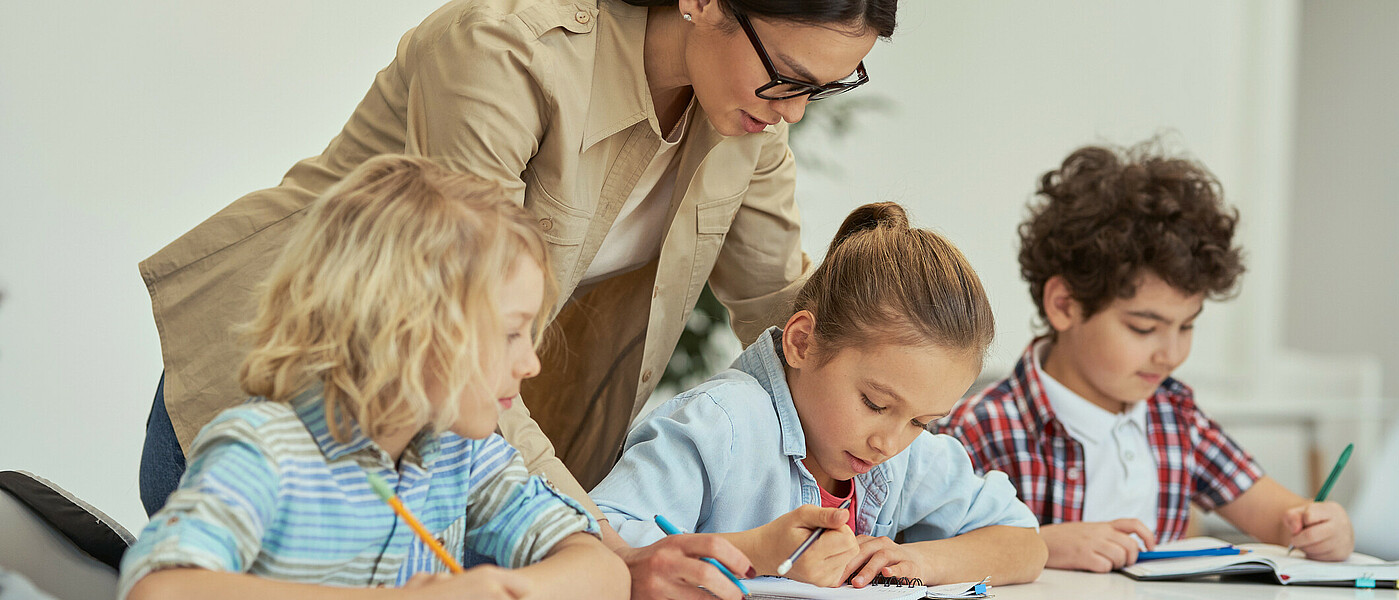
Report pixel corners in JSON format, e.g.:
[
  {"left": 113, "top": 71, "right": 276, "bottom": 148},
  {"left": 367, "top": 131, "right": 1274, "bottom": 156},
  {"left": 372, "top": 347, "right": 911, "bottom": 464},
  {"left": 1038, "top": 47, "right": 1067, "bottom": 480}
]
[
  {"left": 749, "top": 504, "right": 859, "bottom": 587},
  {"left": 1283, "top": 443, "right": 1356, "bottom": 562},
  {"left": 1283, "top": 501, "right": 1354, "bottom": 561}
]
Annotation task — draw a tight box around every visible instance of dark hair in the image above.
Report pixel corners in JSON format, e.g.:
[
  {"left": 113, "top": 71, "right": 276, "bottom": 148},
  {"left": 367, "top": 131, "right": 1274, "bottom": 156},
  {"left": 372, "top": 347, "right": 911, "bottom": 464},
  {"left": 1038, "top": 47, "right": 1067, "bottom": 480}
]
[
  {"left": 793, "top": 202, "right": 994, "bottom": 365},
  {"left": 1019, "top": 141, "right": 1245, "bottom": 326},
  {"left": 621, "top": 0, "right": 897, "bottom": 38}
]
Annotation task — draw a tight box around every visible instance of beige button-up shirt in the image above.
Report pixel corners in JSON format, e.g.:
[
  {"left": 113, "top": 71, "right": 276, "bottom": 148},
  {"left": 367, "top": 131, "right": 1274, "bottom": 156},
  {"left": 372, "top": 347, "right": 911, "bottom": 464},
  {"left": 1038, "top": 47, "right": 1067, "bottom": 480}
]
[{"left": 140, "top": 0, "right": 808, "bottom": 516}]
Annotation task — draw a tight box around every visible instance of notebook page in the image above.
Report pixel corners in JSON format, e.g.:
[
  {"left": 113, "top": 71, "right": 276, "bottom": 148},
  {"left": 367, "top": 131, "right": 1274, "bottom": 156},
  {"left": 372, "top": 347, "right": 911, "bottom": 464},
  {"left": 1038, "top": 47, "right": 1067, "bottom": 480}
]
[
  {"left": 744, "top": 577, "right": 925, "bottom": 600},
  {"left": 1240, "top": 544, "right": 1398, "bottom": 584}
]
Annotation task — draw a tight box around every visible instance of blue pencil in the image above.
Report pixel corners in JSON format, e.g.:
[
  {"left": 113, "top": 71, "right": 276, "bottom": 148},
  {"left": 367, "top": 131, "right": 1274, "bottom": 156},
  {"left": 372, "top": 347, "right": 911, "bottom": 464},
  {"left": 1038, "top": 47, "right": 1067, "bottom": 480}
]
[
  {"left": 654, "top": 514, "right": 751, "bottom": 596},
  {"left": 1137, "top": 547, "right": 1246, "bottom": 561}
]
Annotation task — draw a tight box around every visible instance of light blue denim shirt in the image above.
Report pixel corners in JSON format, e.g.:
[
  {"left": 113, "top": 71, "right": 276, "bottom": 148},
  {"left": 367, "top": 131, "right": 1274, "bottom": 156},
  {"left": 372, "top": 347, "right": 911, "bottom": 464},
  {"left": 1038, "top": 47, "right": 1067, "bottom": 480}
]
[{"left": 591, "top": 327, "right": 1038, "bottom": 547}]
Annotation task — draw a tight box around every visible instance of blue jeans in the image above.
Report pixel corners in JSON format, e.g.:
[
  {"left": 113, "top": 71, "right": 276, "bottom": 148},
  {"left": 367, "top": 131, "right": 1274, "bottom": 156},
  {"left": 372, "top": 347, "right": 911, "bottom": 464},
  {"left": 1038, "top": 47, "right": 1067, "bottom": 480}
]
[{"left": 138, "top": 374, "right": 185, "bottom": 517}]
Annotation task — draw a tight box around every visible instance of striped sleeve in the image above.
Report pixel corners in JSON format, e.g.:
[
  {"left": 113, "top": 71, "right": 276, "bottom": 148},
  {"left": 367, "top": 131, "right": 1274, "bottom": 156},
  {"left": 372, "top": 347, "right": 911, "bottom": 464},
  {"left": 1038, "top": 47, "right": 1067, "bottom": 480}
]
[
  {"left": 462, "top": 435, "right": 599, "bottom": 568},
  {"left": 117, "top": 414, "right": 280, "bottom": 600},
  {"left": 1188, "top": 406, "right": 1265, "bottom": 510}
]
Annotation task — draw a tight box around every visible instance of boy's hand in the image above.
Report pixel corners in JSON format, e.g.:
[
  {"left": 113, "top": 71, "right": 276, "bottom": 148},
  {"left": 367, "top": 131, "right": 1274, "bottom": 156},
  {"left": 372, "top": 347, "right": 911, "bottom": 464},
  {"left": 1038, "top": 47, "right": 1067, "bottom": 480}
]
[
  {"left": 1041, "top": 519, "right": 1157, "bottom": 573},
  {"left": 841, "top": 535, "right": 928, "bottom": 587},
  {"left": 615, "top": 534, "right": 755, "bottom": 600},
  {"left": 1283, "top": 501, "right": 1354, "bottom": 561},
  {"left": 401, "top": 565, "right": 533, "bottom": 600},
  {"left": 756, "top": 504, "right": 860, "bottom": 587}
]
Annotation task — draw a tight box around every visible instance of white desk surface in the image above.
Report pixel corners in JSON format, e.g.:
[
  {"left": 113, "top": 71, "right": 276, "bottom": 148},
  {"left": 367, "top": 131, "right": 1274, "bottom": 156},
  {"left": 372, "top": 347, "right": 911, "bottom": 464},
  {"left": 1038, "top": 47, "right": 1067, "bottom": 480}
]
[{"left": 993, "top": 569, "right": 1399, "bottom": 600}]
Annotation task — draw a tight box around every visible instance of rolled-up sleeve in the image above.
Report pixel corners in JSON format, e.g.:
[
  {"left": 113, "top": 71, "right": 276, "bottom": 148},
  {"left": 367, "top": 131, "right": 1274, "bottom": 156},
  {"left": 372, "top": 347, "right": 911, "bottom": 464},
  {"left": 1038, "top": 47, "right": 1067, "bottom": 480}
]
[
  {"left": 117, "top": 417, "right": 280, "bottom": 600},
  {"left": 462, "top": 436, "right": 599, "bottom": 568}
]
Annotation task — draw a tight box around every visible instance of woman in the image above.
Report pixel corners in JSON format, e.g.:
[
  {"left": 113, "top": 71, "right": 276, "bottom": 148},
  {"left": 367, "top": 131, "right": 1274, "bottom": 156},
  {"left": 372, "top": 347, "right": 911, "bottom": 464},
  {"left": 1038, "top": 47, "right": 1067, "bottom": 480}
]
[{"left": 139, "top": 0, "right": 896, "bottom": 597}]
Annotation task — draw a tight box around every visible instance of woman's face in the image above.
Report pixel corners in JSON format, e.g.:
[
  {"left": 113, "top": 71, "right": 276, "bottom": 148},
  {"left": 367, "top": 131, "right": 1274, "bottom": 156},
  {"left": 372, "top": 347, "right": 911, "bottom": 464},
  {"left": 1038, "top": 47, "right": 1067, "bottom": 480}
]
[{"left": 681, "top": 2, "right": 879, "bottom": 136}]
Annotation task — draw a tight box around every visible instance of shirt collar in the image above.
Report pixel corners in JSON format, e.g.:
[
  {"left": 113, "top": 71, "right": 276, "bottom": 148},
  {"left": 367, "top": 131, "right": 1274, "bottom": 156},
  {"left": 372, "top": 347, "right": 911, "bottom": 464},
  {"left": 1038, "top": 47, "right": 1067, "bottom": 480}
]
[
  {"left": 583, "top": 1, "right": 652, "bottom": 149},
  {"left": 290, "top": 384, "right": 440, "bottom": 467},
  {"left": 584, "top": 2, "right": 729, "bottom": 155},
  {"left": 1030, "top": 339, "right": 1149, "bottom": 444},
  {"left": 733, "top": 326, "right": 808, "bottom": 459}
]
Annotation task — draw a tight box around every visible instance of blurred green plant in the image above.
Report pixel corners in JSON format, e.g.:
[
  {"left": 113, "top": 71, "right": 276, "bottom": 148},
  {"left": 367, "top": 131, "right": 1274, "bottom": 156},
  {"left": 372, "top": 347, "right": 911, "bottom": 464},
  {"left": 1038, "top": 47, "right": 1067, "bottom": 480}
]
[{"left": 660, "top": 94, "right": 893, "bottom": 391}]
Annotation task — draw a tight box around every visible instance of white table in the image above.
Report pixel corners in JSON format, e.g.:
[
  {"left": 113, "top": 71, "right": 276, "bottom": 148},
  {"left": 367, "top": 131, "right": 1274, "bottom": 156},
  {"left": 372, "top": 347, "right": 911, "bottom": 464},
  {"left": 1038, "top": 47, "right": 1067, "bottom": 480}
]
[{"left": 993, "top": 569, "right": 1399, "bottom": 600}]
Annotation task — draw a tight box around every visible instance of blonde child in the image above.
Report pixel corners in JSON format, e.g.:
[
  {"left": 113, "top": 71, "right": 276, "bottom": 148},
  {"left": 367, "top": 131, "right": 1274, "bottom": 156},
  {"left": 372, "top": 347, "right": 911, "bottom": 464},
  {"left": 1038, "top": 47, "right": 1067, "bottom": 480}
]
[
  {"left": 591, "top": 203, "right": 1047, "bottom": 599},
  {"left": 935, "top": 142, "right": 1355, "bottom": 572},
  {"left": 119, "top": 155, "right": 628, "bottom": 600}
]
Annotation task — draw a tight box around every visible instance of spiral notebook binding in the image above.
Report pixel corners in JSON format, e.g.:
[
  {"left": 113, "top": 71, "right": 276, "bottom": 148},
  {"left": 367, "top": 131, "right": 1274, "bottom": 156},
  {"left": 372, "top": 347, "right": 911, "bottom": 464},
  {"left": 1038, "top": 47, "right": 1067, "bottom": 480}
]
[{"left": 867, "top": 574, "right": 923, "bottom": 587}]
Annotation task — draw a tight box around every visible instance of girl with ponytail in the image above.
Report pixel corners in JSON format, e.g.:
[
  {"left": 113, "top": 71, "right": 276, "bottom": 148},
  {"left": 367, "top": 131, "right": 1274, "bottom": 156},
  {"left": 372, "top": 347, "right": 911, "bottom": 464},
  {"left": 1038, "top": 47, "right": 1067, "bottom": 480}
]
[{"left": 592, "top": 203, "right": 1049, "bottom": 594}]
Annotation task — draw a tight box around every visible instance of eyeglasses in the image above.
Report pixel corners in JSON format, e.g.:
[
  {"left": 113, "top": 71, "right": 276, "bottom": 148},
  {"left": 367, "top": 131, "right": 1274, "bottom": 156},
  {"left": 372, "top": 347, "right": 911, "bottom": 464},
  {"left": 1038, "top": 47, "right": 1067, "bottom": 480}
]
[{"left": 735, "top": 12, "right": 870, "bottom": 101}]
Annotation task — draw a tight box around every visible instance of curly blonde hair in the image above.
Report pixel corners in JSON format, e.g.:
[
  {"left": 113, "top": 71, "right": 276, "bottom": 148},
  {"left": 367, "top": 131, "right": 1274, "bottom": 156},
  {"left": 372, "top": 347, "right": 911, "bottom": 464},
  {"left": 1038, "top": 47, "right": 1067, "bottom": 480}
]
[{"left": 238, "top": 155, "right": 555, "bottom": 442}]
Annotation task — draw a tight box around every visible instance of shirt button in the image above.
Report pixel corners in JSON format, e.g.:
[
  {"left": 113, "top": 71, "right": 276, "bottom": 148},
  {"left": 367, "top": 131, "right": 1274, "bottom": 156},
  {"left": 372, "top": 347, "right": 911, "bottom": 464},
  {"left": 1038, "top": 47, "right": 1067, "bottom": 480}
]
[
  {"left": 575, "top": 10, "right": 591, "bottom": 24},
  {"left": 538, "top": 217, "right": 553, "bottom": 232},
  {"left": 1124, "top": 451, "right": 1136, "bottom": 461},
  {"left": 641, "top": 369, "right": 653, "bottom": 383},
  {"left": 1067, "top": 467, "right": 1081, "bottom": 480}
]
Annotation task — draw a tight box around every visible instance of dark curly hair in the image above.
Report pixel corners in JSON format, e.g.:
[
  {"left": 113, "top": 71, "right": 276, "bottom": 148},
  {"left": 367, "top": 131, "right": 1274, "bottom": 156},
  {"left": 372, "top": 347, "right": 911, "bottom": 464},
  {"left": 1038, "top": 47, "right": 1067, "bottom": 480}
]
[{"left": 1019, "top": 141, "right": 1245, "bottom": 328}]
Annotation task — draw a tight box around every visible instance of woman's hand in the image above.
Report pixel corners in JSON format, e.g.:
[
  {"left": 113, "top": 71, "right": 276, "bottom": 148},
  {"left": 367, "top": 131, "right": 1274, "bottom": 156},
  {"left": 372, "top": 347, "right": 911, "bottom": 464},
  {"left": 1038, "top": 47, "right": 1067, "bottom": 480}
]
[
  {"left": 614, "top": 534, "right": 754, "bottom": 600},
  {"left": 400, "top": 566, "right": 533, "bottom": 600},
  {"left": 841, "top": 535, "right": 929, "bottom": 587},
  {"left": 1284, "top": 501, "right": 1354, "bottom": 561},
  {"left": 1040, "top": 519, "right": 1156, "bottom": 573},
  {"left": 751, "top": 504, "right": 859, "bottom": 587}
]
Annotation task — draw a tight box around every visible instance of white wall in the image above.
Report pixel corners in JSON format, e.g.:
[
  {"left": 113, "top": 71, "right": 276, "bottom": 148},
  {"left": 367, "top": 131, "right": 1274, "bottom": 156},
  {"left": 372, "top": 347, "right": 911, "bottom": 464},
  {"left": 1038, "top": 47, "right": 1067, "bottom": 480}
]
[
  {"left": 795, "top": 0, "right": 1295, "bottom": 390},
  {"left": 1, "top": 0, "right": 1390, "bottom": 535},
  {"left": 0, "top": 0, "right": 446, "bottom": 532},
  {"left": 1287, "top": 0, "right": 1399, "bottom": 400}
]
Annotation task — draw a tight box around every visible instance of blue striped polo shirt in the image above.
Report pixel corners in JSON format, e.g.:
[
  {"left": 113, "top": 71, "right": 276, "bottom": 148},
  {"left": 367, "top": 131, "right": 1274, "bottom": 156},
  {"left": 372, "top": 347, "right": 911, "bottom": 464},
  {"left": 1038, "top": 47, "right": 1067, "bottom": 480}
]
[{"left": 118, "top": 387, "right": 597, "bottom": 599}]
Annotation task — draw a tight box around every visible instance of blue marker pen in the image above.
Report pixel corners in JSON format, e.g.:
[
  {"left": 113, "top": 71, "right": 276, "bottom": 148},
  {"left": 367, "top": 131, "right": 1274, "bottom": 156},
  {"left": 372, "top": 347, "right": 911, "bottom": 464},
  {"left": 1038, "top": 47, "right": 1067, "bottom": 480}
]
[
  {"left": 1137, "top": 547, "right": 1246, "bottom": 561},
  {"left": 654, "top": 514, "right": 751, "bottom": 596}
]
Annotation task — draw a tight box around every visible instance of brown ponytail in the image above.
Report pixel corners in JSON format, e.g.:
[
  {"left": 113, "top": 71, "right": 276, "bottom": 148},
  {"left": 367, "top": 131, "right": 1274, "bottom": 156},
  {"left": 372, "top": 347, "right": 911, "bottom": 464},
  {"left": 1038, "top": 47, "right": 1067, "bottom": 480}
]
[{"left": 793, "top": 202, "right": 994, "bottom": 365}]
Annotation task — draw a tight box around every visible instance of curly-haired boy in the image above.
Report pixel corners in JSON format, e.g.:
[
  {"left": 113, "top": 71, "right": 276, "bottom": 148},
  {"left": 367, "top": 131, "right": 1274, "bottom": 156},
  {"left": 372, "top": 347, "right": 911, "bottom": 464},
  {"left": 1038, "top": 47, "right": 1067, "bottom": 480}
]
[{"left": 934, "top": 141, "right": 1355, "bottom": 572}]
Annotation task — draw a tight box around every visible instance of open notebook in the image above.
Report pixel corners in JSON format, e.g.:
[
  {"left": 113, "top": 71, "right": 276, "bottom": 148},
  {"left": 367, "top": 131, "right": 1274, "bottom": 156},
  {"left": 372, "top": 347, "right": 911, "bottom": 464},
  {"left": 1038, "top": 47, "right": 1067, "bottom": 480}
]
[
  {"left": 1122, "top": 536, "right": 1399, "bottom": 587},
  {"left": 744, "top": 576, "right": 990, "bottom": 599}
]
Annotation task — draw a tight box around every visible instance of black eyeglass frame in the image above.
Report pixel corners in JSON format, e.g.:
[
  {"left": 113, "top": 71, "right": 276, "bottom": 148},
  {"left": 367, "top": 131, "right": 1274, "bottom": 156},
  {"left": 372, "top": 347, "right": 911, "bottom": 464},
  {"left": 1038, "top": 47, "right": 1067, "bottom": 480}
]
[{"left": 734, "top": 12, "right": 870, "bottom": 101}]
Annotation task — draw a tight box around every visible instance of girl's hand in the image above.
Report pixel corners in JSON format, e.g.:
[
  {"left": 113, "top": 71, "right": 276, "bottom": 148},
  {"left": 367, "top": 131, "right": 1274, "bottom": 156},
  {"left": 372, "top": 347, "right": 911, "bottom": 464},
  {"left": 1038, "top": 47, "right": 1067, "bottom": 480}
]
[
  {"left": 841, "top": 535, "right": 928, "bottom": 587},
  {"left": 1284, "top": 501, "right": 1354, "bottom": 561},
  {"left": 756, "top": 504, "right": 859, "bottom": 587},
  {"left": 1040, "top": 519, "right": 1156, "bottom": 573},
  {"left": 401, "top": 565, "right": 533, "bottom": 600}
]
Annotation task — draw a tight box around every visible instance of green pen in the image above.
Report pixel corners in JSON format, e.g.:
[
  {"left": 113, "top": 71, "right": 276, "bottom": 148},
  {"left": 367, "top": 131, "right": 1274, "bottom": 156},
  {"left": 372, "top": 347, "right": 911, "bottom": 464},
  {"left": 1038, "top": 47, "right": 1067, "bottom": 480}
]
[
  {"left": 1288, "top": 443, "right": 1353, "bottom": 555},
  {"left": 1314, "top": 443, "right": 1354, "bottom": 503}
]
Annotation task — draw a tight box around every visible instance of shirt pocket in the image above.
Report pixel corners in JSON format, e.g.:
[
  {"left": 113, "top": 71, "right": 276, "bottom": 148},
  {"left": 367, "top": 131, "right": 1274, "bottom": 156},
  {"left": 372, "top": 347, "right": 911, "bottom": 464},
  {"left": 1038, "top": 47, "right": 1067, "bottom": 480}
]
[
  {"left": 523, "top": 178, "right": 591, "bottom": 281},
  {"left": 696, "top": 193, "right": 745, "bottom": 236},
  {"left": 689, "top": 191, "right": 746, "bottom": 295},
  {"left": 870, "top": 520, "right": 896, "bottom": 539},
  {"left": 400, "top": 514, "right": 469, "bottom": 579},
  {"left": 435, "top": 515, "right": 469, "bottom": 573}
]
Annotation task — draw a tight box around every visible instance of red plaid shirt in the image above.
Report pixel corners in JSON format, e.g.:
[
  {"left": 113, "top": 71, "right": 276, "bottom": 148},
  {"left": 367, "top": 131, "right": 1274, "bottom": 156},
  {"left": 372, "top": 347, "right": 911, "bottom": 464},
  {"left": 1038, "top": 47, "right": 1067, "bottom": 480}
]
[{"left": 933, "top": 340, "right": 1264, "bottom": 542}]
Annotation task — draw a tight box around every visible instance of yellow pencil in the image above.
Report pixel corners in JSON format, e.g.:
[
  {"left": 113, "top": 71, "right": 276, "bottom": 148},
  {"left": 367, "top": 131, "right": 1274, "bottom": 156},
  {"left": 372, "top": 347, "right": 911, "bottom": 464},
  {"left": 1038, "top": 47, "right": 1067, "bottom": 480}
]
[{"left": 366, "top": 471, "right": 464, "bottom": 573}]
